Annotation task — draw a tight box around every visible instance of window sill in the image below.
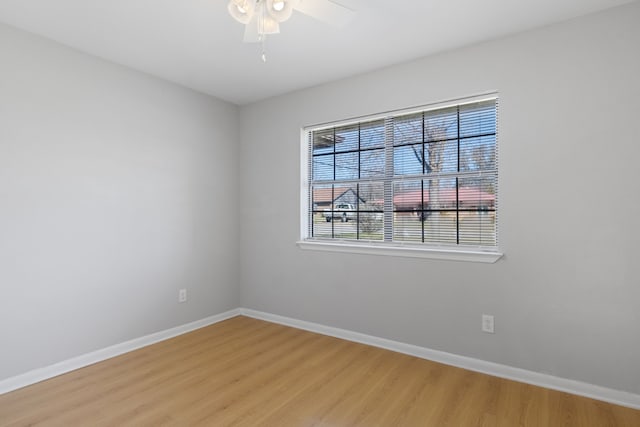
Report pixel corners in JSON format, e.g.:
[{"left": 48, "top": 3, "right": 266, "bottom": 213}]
[{"left": 296, "top": 240, "right": 503, "bottom": 263}]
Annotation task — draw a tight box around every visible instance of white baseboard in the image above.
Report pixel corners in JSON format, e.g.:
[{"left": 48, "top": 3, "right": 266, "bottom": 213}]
[
  {"left": 0, "top": 308, "right": 241, "bottom": 395},
  {"left": 239, "top": 308, "right": 640, "bottom": 410}
]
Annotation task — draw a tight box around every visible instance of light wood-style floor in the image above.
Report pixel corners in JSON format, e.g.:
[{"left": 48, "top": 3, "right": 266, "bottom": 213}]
[{"left": 1, "top": 316, "right": 638, "bottom": 426}]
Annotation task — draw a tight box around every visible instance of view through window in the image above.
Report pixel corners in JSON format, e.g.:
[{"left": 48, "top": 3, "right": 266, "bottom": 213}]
[{"left": 306, "top": 96, "right": 498, "bottom": 250}]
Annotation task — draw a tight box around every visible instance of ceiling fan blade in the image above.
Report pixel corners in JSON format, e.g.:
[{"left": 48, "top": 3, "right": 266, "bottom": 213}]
[{"left": 294, "top": 0, "right": 354, "bottom": 27}]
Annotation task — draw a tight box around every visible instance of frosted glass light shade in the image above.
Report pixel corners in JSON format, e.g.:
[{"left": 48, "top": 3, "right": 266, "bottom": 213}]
[
  {"left": 228, "top": 0, "right": 256, "bottom": 24},
  {"left": 258, "top": 12, "right": 280, "bottom": 34},
  {"left": 266, "top": 0, "right": 299, "bottom": 22}
]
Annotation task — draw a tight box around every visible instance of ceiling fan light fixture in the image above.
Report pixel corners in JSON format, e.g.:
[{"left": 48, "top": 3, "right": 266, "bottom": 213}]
[
  {"left": 228, "top": 0, "right": 256, "bottom": 24},
  {"left": 228, "top": 0, "right": 353, "bottom": 61},
  {"left": 266, "top": 0, "right": 298, "bottom": 23}
]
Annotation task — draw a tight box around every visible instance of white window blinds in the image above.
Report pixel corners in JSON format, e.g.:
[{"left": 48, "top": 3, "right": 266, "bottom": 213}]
[{"left": 306, "top": 96, "right": 498, "bottom": 250}]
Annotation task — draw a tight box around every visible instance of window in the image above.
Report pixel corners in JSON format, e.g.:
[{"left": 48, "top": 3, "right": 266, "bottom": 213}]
[{"left": 299, "top": 94, "right": 501, "bottom": 262}]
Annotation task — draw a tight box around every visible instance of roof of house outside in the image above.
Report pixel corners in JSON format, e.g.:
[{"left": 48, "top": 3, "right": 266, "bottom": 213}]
[
  {"left": 394, "top": 187, "right": 495, "bottom": 208},
  {"left": 312, "top": 187, "right": 355, "bottom": 204}
]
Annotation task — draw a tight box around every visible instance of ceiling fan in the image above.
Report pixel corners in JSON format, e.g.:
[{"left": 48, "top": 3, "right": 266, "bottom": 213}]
[{"left": 227, "top": 0, "right": 355, "bottom": 61}]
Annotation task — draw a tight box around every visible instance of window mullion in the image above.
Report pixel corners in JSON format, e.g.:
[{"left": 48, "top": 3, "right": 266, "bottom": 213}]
[
  {"left": 384, "top": 117, "right": 394, "bottom": 242},
  {"left": 456, "top": 105, "right": 460, "bottom": 245},
  {"left": 357, "top": 124, "right": 361, "bottom": 240},
  {"left": 308, "top": 132, "right": 313, "bottom": 238}
]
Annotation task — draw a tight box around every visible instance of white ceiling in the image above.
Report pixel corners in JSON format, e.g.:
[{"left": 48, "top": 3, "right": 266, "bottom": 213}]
[{"left": 0, "top": 0, "right": 635, "bottom": 105}]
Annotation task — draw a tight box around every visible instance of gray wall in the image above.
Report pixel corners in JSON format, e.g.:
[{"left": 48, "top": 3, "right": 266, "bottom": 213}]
[
  {"left": 239, "top": 2, "right": 640, "bottom": 394},
  {"left": 2, "top": 1, "right": 638, "bottom": 396},
  {"left": 0, "top": 23, "right": 240, "bottom": 380}
]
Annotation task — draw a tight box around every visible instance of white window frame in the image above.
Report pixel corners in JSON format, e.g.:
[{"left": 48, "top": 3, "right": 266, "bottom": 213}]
[{"left": 297, "top": 93, "right": 503, "bottom": 263}]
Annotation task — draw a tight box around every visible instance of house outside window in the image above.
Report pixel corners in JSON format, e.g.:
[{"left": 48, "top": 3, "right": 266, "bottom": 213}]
[{"left": 299, "top": 94, "right": 502, "bottom": 263}]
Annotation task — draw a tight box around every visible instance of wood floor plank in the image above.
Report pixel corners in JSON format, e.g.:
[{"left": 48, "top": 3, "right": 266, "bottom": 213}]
[{"left": 1, "top": 316, "right": 638, "bottom": 426}]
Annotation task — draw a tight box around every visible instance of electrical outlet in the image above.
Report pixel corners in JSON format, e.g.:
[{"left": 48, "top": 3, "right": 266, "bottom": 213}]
[
  {"left": 178, "top": 289, "right": 187, "bottom": 303},
  {"left": 482, "top": 314, "right": 495, "bottom": 333}
]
